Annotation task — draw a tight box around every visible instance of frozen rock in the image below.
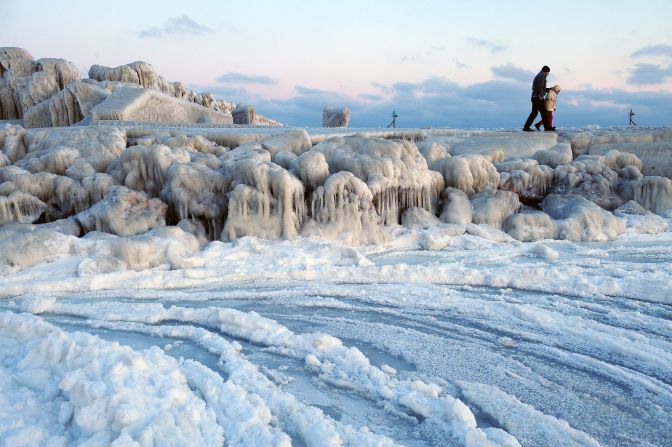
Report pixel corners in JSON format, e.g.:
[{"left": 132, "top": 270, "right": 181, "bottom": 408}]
[
  {"left": 303, "top": 171, "right": 388, "bottom": 245},
  {"left": 614, "top": 200, "right": 669, "bottom": 234},
  {"left": 541, "top": 193, "right": 625, "bottom": 241},
  {"left": 434, "top": 154, "right": 499, "bottom": 196},
  {"left": 552, "top": 153, "right": 642, "bottom": 210},
  {"left": 75, "top": 186, "right": 167, "bottom": 236},
  {"left": 0, "top": 222, "right": 83, "bottom": 270},
  {"left": 107, "top": 144, "right": 190, "bottom": 196},
  {"left": 322, "top": 106, "right": 350, "bottom": 128},
  {"left": 471, "top": 190, "right": 521, "bottom": 229},
  {"left": 417, "top": 141, "right": 450, "bottom": 170},
  {"left": 505, "top": 211, "right": 560, "bottom": 241},
  {"left": 532, "top": 142, "right": 573, "bottom": 168},
  {"left": 272, "top": 150, "right": 297, "bottom": 169},
  {"left": 439, "top": 187, "right": 472, "bottom": 225},
  {"left": 232, "top": 104, "right": 255, "bottom": 125},
  {"left": 0, "top": 190, "right": 47, "bottom": 224},
  {"left": 562, "top": 127, "right": 672, "bottom": 157},
  {"left": 160, "top": 163, "right": 228, "bottom": 240},
  {"left": 588, "top": 141, "right": 672, "bottom": 177},
  {"left": 261, "top": 129, "right": 312, "bottom": 157},
  {"left": 0, "top": 123, "right": 27, "bottom": 164},
  {"left": 314, "top": 136, "right": 444, "bottom": 224},
  {"left": 401, "top": 206, "right": 442, "bottom": 229},
  {"left": 220, "top": 149, "right": 304, "bottom": 241},
  {"left": 82, "top": 173, "right": 118, "bottom": 203},
  {"left": 633, "top": 176, "right": 672, "bottom": 214},
  {"left": 289, "top": 150, "right": 329, "bottom": 191},
  {"left": 497, "top": 159, "right": 553, "bottom": 204}
]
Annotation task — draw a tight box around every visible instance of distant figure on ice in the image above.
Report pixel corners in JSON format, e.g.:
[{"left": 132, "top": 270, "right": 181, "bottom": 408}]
[
  {"left": 535, "top": 85, "right": 561, "bottom": 131},
  {"left": 523, "top": 65, "right": 551, "bottom": 131}
]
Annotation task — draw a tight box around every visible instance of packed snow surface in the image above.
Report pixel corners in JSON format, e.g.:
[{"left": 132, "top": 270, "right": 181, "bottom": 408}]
[{"left": 1, "top": 124, "right": 672, "bottom": 446}]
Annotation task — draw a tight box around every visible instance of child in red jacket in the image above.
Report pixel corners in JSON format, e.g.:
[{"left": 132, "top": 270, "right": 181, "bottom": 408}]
[{"left": 536, "top": 85, "right": 561, "bottom": 131}]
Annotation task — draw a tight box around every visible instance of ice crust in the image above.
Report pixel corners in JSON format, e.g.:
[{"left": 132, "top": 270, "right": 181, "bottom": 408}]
[{"left": 2, "top": 125, "right": 672, "bottom": 271}]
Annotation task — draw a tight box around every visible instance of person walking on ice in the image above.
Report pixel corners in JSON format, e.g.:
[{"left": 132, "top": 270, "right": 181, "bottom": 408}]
[
  {"left": 535, "top": 84, "right": 561, "bottom": 131},
  {"left": 523, "top": 65, "right": 551, "bottom": 131}
]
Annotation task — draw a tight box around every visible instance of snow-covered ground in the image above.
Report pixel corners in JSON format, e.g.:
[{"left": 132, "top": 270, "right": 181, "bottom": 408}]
[{"left": 1, "top": 222, "right": 671, "bottom": 446}]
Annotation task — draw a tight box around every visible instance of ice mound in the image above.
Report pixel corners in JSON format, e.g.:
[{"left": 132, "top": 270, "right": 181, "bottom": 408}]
[
  {"left": 220, "top": 148, "right": 305, "bottom": 241},
  {"left": 23, "top": 126, "right": 127, "bottom": 175},
  {"left": 260, "top": 129, "right": 312, "bottom": 157},
  {"left": 439, "top": 187, "right": 473, "bottom": 224},
  {"left": 302, "top": 171, "right": 388, "bottom": 245},
  {"left": 541, "top": 193, "right": 625, "bottom": 241},
  {"left": 552, "top": 152, "right": 643, "bottom": 210},
  {"left": 588, "top": 140, "right": 672, "bottom": 177},
  {"left": 160, "top": 162, "right": 228, "bottom": 240},
  {"left": 75, "top": 186, "right": 167, "bottom": 236},
  {"left": 289, "top": 150, "right": 329, "bottom": 191},
  {"left": 314, "top": 135, "right": 444, "bottom": 224},
  {"left": 0, "top": 123, "right": 27, "bottom": 165},
  {"left": 429, "top": 131, "right": 557, "bottom": 160},
  {"left": 497, "top": 159, "right": 553, "bottom": 204},
  {"left": 633, "top": 176, "right": 672, "bottom": 214},
  {"left": 471, "top": 190, "right": 521, "bottom": 229},
  {"left": 108, "top": 144, "right": 190, "bottom": 196},
  {"left": 0, "top": 312, "right": 224, "bottom": 446},
  {"left": 505, "top": 211, "right": 560, "bottom": 241},
  {"left": 401, "top": 206, "right": 442, "bottom": 229},
  {"left": 0, "top": 222, "right": 83, "bottom": 271},
  {"left": 271, "top": 150, "right": 297, "bottom": 169},
  {"left": 416, "top": 141, "right": 450, "bottom": 170},
  {"left": 0, "top": 171, "right": 89, "bottom": 220},
  {"left": 0, "top": 191, "right": 47, "bottom": 225},
  {"left": 322, "top": 106, "right": 350, "bottom": 128},
  {"left": 614, "top": 200, "right": 669, "bottom": 234},
  {"left": 532, "top": 142, "right": 573, "bottom": 168},
  {"left": 434, "top": 154, "right": 499, "bottom": 196}
]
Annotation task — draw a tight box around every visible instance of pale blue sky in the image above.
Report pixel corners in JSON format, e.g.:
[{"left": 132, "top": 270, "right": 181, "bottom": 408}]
[{"left": 2, "top": 0, "right": 671, "bottom": 127}]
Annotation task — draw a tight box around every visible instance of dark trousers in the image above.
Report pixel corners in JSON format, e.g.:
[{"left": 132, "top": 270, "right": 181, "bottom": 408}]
[{"left": 524, "top": 98, "right": 550, "bottom": 129}]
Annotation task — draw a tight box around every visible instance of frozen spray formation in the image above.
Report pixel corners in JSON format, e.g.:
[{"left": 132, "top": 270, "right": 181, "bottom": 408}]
[{"left": 2, "top": 123, "right": 672, "bottom": 271}]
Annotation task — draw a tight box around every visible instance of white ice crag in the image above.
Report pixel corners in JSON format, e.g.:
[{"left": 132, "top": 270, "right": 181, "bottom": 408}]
[
  {"left": 303, "top": 171, "right": 388, "bottom": 245},
  {"left": 314, "top": 136, "right": 444, "bottom": 224},
  {"left": 75, "top": 185, "right": 167, "bottom": 237},
  {"left": 471, "top": 190, "right": 521, "bottom": 229},
  {"left": 504, "top": 210, "right": 560, "bottom": 242},
  {"left": 401, "top": 206, "right": 442, "bottom": 229},
  {"left": 289, "top": 150, "right": 329, "bottom": 190},
  {"left": 416, "top": 140, "right": 450, "bottom": 170},
  {"left": 0, "top": 191, "right": 47, "bottom": 225},
  {"left": 0, "top": 123, "right": 27, "bottom": 166},
  {"left": 552, "top": 151, "right": 643, "bottom": 210},
  {"left": 440, "top": 187, "right": 473, "bottom": 224},
  {"left": 541, "top": 193, "right": 625, "bottom": 241},
  {"left": 0, "top": 311, "right": 224, "bottom": 446},
  {"left": 633, "top": 176, "right": 672, "bottom": 214},
  {"left": 496, "top": 159, "right": 553, "bottom": 203},
  {"left": 614, "top": 200, "right": 669, "bottom": 234},
  {"left": 532, "top": 142, "right": 573, "bottom": 168},
  {"left": 434, "top": 154, "right": 499, "bottom": 196},
  {"left": 322, "top": 106, "right": 350, "bottom": 128}
]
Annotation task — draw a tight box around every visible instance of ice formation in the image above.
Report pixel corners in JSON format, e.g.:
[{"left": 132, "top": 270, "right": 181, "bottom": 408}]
[
  {"left": 434, "top": 154, "right": 499, "bottom": 196},
  {"left": 232, "top": 104, "right": 255, "bottom": 125},
  {"left": 416, "top": 141, "right": 450, "bottom": 170},
  {"left": 322, "top": 106, "right": 350, "bottom": 128},
  {"left": 439, "top": 187, "right": 473, "bottom": 225},
  {"left": 314, "top": 136, "right": 444, "bottom": 224},
  {"left": 289, "top": 150, "right": 329, "bottom": 191},
  {"left": 471, "top": 190, "right": 521, "bottom": 229},
  {"left": 497, "top": 159, "right": 553, "bottom": 204},
  {"left": 401, "top": 206, "right": 443, "bottom": 229},
  {"left": 504, "top": 210, "right": 560, "bottom": 241},
  {"left": 541, "top": 193, "right": 625, "bottom": 241},
  {"left": 532, "top": 142, "right": 573, "bottom": 168},
  {"left": 633, "top": 176, "right": 672, "bottom": 214}
]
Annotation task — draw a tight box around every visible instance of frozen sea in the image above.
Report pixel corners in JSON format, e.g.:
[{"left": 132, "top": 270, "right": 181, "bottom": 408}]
[{"left": 1, "top": 223, "right": 671, "bottom": 446}]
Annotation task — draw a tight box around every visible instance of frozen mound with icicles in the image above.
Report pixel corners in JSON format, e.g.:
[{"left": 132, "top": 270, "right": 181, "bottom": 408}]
[
  {"left": 313, "top": 135, "right": 444, "bottom": 224},
  {"left": 1, "top": 124, "right": 672, "bottom": 272}
]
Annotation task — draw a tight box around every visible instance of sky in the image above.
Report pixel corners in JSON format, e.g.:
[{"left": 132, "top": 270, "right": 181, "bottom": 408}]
[{"left": 2, "top": 0, "right": 672, "bottom": 128}]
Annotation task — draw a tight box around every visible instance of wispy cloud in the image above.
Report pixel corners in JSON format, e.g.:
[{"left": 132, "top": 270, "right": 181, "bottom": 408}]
[
  {"left": 491, "top": 63, "right": 535, "bottom": 83},
  {"left": 631, "top": 44, "right": 672, "bottom": 59},
  {"left": 627, "top": 62, "right": 672, "bottom": 85},
  {"left": 468, "top": 37, "right": 506, "bottom": 54},
  {"left": 216, "top": 72, "right": 277, "bottom": 85},
  {"left": 139, "top": 15, "right": 212, "bottom": 38}
]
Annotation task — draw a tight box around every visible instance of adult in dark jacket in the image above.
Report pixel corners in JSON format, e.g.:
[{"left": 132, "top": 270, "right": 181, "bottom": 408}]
[{"left": 523, "top": 66, "right": 553, "bottom": 131}]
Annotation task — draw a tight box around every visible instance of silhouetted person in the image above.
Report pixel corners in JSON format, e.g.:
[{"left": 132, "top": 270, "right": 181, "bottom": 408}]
[{"left": 523, "top": 66, "right": 552, "bottom": 131}]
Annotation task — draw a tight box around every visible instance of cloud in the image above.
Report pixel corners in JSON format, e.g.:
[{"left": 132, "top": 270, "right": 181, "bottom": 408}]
[
  {"left": 631, "top": 44, "right": 672, "bottom": 59},
  {"left": 194, "top": 74, "right": 672, "bottom": 129},
  {"left": 491, "top": 63, "right": 535, "bottom": 83},
  {"left": 468, "top": 37, "right": 506, "bottom": 53},
  {"left": 139, "top": 15, "right": 212, "bottom": 38},
  {"left": 627, "top": 62, "right": 672, "bottom": 85},
  {"left": 216, "top": 72, "right": 276, "bottom": 85}
]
